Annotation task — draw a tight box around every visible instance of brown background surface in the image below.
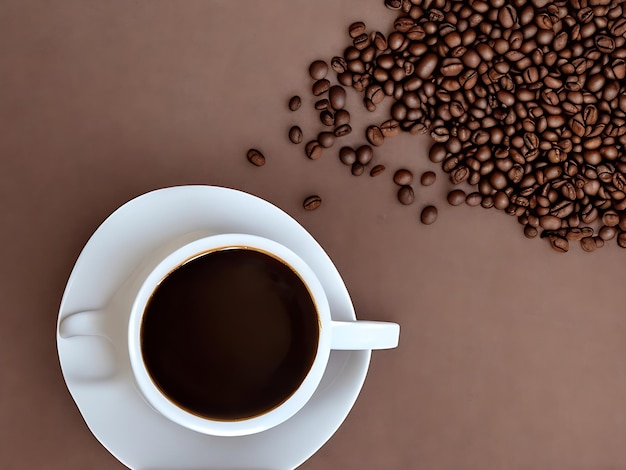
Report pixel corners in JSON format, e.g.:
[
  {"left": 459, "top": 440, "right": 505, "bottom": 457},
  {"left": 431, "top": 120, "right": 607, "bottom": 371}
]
[{"left": 2, "top": 1, "right": 626, "bottom": 469}]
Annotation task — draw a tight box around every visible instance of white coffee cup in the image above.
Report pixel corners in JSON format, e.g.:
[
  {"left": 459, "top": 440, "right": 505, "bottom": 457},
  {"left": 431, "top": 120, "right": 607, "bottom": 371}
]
[{"left": 59, "top": 233, "right": 399, "bottom": 437}]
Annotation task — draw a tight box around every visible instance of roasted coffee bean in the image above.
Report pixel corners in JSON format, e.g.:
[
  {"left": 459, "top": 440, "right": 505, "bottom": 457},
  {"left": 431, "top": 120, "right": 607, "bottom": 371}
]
[
  {"left": 351, "top": 162, "right": 365, "bottom": 176},
  {"left": 309, "top": 60, "right": 328, "bottom": 80},
  {"left": 398, "top": 185, "right": 415, "bottom": 205},
  {"left": 288, "top": 96, "right": 301, "bottom": 112},
  {"left": 393, "top": 169, "right": 413, "bottom": 186},
  {"left": 420, "top": 171, "right": 436, "bottom": 186},
  {"left": 289, "top": 126, "right": 303, "bottom": 144},
  {"left": 303, "top": 195, "right": 322, "bottom": 211},
  {"left": 356, "top": 145, "right": 374, "bottom": 165},
  {"left": 334, "top": 124, "right": 352, "bottom": 137},
  {"left": 370, "top": 164, "right": 386, "bottom": 177},
  {"left": 429, "top": 143, "right": 447, "bottom": 163},
  {"left": 305, "top": 140, "right": 322, "bottom": 160},
  {"left": 328, "top": 86, "right": 346, "bottom": 110},
  {"left": 318, "top": 132, "right": 335, "bottom": 149},
  {"left": 618, "top": 232, "right": 626, "bottom": 248},
  {"left": 580, "top": 236, "right": 596, "bottom": 252},
  {"left": 246, "top": 148, "right": 265, "bottom": 167},
  {"left": 549, "top": 236, "right": 569, "bottom": 253},
  {"left": 334, "top": 109, "right": 350, "bottom": 126},
  {"left": 312, "top": 79, "right": 330, "bottom": 96},
  {"left": 366, "top": 126, "right": 385, "bottom": 146},
  {"left": 420, "top": 205, "right": 438, "bottom": 225},
  {"left": 320, "top": 110, "right": 334, "bottom": 127},
  {"left": 331, "top": 56, "right": 348, "bottom": 74},
  {"left": 384, "top": 0, "right": 402, "bottom": 10},
  {"left": 315, "top": 99, "right": 330, "bottom": 111},
  {"left": 447, "top": 189, "right": 466, "bottom": 206},
  {"left": 466, "top": 192, "right": 482, "bottom": 207},
  {"left": 380, "top": 119, "right": 400, "bottom": 137},
  {"left": 348, "top": 21, "right": 366, "bottom": 38},
  {"left": 339, "top": 146, "right": 356, "bottom": 165}
]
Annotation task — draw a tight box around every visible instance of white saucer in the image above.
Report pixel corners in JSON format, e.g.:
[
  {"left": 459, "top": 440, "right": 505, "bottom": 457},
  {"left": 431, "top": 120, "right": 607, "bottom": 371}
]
[{"left": 57, "top": 186, "right": 371, "bottom": 470}]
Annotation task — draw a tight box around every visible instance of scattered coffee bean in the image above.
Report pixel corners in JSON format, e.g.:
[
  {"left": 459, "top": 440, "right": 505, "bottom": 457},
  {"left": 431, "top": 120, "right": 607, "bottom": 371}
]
[
  {"left": 549, "top": 236, "right": 569, "bottom": 253},
  {"left": 465, "top": 193, "right": 482, "bottom": 207},
  {"left": 366, "top": 126, "right": 384, "bottom": 146},
  {"left": 334, "top": 124, "right": 352, "bottom": 137},
  {"left": 288, "top": 96, "right": 301, "bottom": 112},
  {"left": 356, "top": 145, "right": 373, "bottom": 165},
  {"left": 339, "top": 146, "right": 357, "bottom": 165},
  {"left": 318, "top": 132, "right": 335, "bottom": 148},
  {"left": 289, "top": 126, "right": 303, "bottom": 144},
  {"left": 349, "top": 21, "right": 366, "bottom": 38},
  {"left": 303, "top": 195, "right": 322, "bottom": 211},
  {"left": 309, "top": 60, "right": 328, "bottom": 80},
  {"left": 334, "top": 109, "right": 350, "bottom": 126},
  {"left": 312, "top": 79, "right": 330, "bottom": 96},
  {"left": 246, "top": 148, "right": 265, "bottom": 167},
  {"left": 370, "top": 164, "right": 386, "bottom": 177},
  {"left": 397, "top": 185, "right": 415, "bottom": 205},
  {"left": 305, "top": 140, "right": 322, "bottom": 160},
  {"left": 352, "top": 162, "right": 365, "bottom": 176},
  {"left": 447, "top": 190, "right": 466, "bottom": 206},
  {"left": 314, "top": 99, "right": 330, "bottom": 110},
  {"left": 393, "top": 169, "right": 413, "bottom": 186},
  {"left": 420, "top": 206, "right": 438, "bottom": 225},
  {"left": 329, "top": 86, "right": 346, "bottom": 110},
  {"left": 618, "top": 232, "right": 626, "bottom": 248},
  {"left": 420, "top": 171, "right": 436, "bottom": 186}
]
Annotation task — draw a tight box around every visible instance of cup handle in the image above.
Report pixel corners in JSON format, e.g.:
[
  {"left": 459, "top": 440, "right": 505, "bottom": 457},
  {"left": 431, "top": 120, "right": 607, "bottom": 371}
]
[
  {"left": 330, "top": 320, "right": 400, "bottom": 350},
  {"left": 58, "top": 310, "right": 108, "bottom": 339}
]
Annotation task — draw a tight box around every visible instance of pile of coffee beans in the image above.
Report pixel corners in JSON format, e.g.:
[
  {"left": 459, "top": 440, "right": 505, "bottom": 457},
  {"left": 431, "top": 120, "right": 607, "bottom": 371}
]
[{"left": 249, "top": 0, "right": 626, "bottom": 252}]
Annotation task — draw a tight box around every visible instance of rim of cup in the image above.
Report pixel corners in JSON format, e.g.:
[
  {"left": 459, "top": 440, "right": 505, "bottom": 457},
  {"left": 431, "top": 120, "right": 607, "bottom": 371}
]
[{"left": 128, "top": 233, "right": 332, "bottom": 436}]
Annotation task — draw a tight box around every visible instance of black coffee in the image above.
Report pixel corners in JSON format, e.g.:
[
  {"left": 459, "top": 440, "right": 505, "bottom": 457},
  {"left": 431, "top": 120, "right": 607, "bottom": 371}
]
[{"left": 140, "top": 248, "right": 319, "bottom": 421}]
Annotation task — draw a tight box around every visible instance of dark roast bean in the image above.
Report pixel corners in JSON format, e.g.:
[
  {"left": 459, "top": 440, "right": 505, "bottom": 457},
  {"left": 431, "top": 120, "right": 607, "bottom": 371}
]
[
  {"left": 303, "top": 195, "right": 322, "bottom": 211},
  {"left": 366, "top": 126, "right": 385, "bottom": 146},
  {"left": 393, "top": 169, "right": 413, "bottom": 186},
  {"left": 420, "top": 171, "right": 436, "bottom": 186},
  {"left": 331, "top": 56, "right": 348, "bottom": 74},
  {"left": 549, "top": 236, "right": 569, "bottom": 253},
  {"left": 288, "top": 96, "right": 301, "bottom": 111},
  {"left": 246, "top": 148, "right": 265, "bottom": 167},
  {"left": 356, "top": 145, "right": 374, "bottom": 165},
  {"left": 315, "top": 99, "right": 330, "bottom": 111},
  {"left": 447, "top": 189, "right": 466, "bottom": 206},
  {"left": 289, "top": 126, "right": 303, "bottom": 144},
  {"left": 334, "top": 109, "right": 350, "bottom": 126},
  {"left": 334, "top": 124, "right": 352, "bottom": 137},
  {"left": 309, "top": 60, "right": 328, "bottom": 80},
  {"left": 370, "top": 164, "right": 386, "bottom": 177},
  {"left": 420, "top": 206, "right": 438, "bottom": 225},
  {"left": 380, "top": 119, "right": 400, "bottom": 137},
  {"left": 305, "top": 140, "right": 322, "bottom": 160},
  {"left": 348, "top": 21, "right": 366, "bottom": 38},
  {"left": 618, "top": 232, "right": 626, "bottom": 248},
  {"left": 398, "top": 185, "right": 415, "bottom": 205},
  {"left": 317, "top": 132, "right": 335, "bottom": 149},
  {"left": 580, "top": 236, "right": 596, "bottom": 252},
  {"left": 351, "top": 162, "right": 365, "bottom": 176},
  {"left": 328, "top": 86, "right": 346, "bottom": 110},
  {"left": 312, "top": 79, "right": 330, "bottom": 96},
  {"left": 466, "top": 192, "right": 482, "bottom": 206},
  {"left": 339, "top": 146, "right": 356, "bottom": 165}
]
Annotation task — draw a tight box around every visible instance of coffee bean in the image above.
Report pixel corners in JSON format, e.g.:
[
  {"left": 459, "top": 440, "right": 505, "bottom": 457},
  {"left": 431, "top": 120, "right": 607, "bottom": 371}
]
[
  {"left": 380, "top": 119, "right": 400, "bottom": 137},
  {"left": 393, "top": 169, "right": 413, "bottom": 186},
  {"left": 370, "top": 164, "right": 386, "bottom": 177},
  {"left": 289, "top": 126, "right": 303, "bottom": 144},
  {"left": 305, "top": 141, "right": 322, "bottom": 160},
  {"left": 312, "top": 79, "right": 330, "bottom": 96},
  {"left": 618, "top": 232, "right": 626, "bottom": 248},
  {"left": 339, "top": 146, "right": 356, "bottom": 165},
  {"left": 447, "top": 189, "right": 466, "bottom": 206},
  {"left": 351, "top": 162, "right": 365, "bottom": 176},
  {"left": 334, "top": 109, "right": 350, "bottom": 126},
  {"left": 465, "top": 192, "right": 482, "bottom": 206},
  {"left": 246, "top": 148, "right": 265, "bottom": 167},
  {"left": 309, "top": 60, "right": 328, "bottom": 80},
  {"left": 303, "top": 195, "right": 322, "bottom": 211},
  {"left": 420, "top": 171, "right": 436, "bottom": 186},
  {"left": 366, "top": 126, "right": 385, "bottom": 146},
  {"left": 420, "top": 205, "right": 438, "bottom": 225},
  {"left": 318, "top": 132, "right": 335, "bottom": 149},
  {"left": 384, "top": 0, "right": 402, "bottom": 10},
  {"left": 348, "top": 21, "right": 366, "bottom": 38},
  {"left": 288, "top": 96, "right": 301, "bottom": 112},
  {"left": 328, "top": 86, "right": 346, "bottom": 110},
  {"left": 334, "top": 124, "right": 352, "bottom": 137},
  {"left": 331, "top": 56, "right": 348, "bottom": 74},
  {"left": 320, "top": 110, "right": 334, "bottom": 127},
  {"left": 356, "top": 145, "right": 373, "bottom": 165},
  {"left": 549, "top": 235, "right": 569, "bottom": 253},
  {"left": 398, "top": 185, "right": 415, "bottom": 205},
  {"left": 580, "top": 236, "right": 596, "bottom": 252}
]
